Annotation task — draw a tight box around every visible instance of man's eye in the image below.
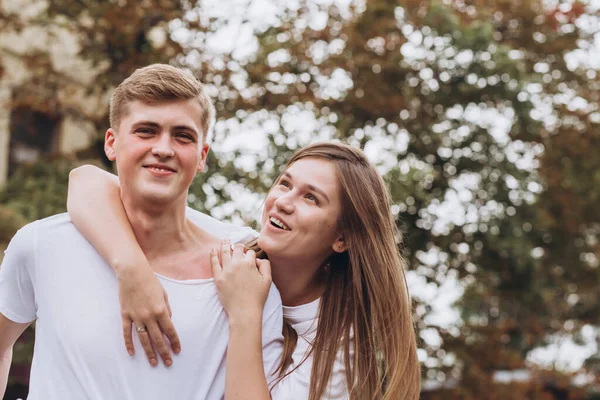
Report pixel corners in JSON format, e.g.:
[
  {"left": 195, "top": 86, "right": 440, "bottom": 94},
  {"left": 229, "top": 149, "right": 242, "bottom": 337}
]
[{"left": 176, "top": 133, "right": 194, "bottom": 142}]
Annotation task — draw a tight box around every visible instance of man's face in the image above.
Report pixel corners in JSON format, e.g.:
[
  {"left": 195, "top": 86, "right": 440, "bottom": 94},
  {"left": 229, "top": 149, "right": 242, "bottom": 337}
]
[{"left": 104, "top": 99, "right": 210, "bottom": 206}]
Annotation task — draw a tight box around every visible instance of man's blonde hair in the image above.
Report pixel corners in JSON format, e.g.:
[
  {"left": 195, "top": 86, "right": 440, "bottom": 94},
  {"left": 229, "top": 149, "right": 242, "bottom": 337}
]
[{"left": 109, "top": 64, "right": 215, "bottom": 141}]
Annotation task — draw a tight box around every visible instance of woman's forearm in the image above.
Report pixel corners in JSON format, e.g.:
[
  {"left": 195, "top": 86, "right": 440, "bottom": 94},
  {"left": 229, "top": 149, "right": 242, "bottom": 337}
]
[
  {"left": 67, "top": 165, "right": 180, "bottom": 364},
  {"left": 67, "top": 165, "right": 148, "bottom": 275},
  {"left": 226, "top": 314, "right": 271, "bottom": 400}
]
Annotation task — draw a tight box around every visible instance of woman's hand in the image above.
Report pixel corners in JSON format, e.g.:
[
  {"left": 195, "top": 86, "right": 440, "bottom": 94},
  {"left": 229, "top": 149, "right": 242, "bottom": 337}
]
[
  {"left": 210, "top": 240, "right": 272, "bottom": 325},
  {"left": 117, "top": 264, "right": 180, "bottom": 367}
]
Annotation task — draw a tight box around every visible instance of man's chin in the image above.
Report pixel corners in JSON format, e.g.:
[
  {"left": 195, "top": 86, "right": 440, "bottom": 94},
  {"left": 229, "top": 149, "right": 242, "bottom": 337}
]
[{"left": 130, "top": 188, "right": 180, "bottom": 206}]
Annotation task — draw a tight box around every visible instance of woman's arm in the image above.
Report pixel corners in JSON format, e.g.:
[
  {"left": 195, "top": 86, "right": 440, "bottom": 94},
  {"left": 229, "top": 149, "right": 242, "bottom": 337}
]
[
  {"left": 211, "top": 241, "right": 273, "bottom": 400},
  {"left": 67, "top": 165, "right": 180, "bottom": 366}
]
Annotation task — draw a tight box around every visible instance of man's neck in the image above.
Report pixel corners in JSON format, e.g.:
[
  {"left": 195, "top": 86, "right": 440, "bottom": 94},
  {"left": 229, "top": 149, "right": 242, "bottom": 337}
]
[
  {"left": 121, "top": 195, "right": 196, "bottom": 261},
  {"left": 269, "top": 256, "right": 327, "bottom": 307}
]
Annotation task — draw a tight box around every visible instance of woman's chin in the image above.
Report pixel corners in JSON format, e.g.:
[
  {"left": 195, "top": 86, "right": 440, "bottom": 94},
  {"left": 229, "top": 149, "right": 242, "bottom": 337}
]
[
  {"left": 257, "top": 236, "right": 283, "bottom": 259},
  {"left": 257, "top": 236, "right": 270, "bottom": 253}
]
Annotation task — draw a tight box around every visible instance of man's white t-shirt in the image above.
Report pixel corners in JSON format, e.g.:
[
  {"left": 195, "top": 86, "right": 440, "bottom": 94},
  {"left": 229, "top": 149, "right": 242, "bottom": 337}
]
[
  {"left": 0, "top": 210, "right": 284, "bottom": 399},
  {"left": 271, "top": 298, "right": 353, "bottom": 400}
]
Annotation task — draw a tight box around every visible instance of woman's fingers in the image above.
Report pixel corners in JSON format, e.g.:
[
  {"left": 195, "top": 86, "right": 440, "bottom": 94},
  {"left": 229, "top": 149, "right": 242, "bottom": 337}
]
[
  {"left": 147, "top": 322, "right": 172, "bottom": 367},
  {"left": 157, "top": 309, "right": 180, "bottom": 355},
  {"left": 244, "top": 249, "right": 257, "bottom": 270},
  {"left": 210, "top": 248, "right": 222, "bottom": 279},
  {"left": 164, "top": 291, "right": 173, "bottom": 319},
  {"left": 220, "top": 239, "right": 232, "bottom": 269},
  {"left": 232, "top": 243, "right": 246, "bottom": 260},
  {"left": 133, "top": 320, "right": 159, "bottom": 366},
  {"left": 122, "top": 317, "right": 135, "bottom": 356},
  {"left": 256, "top": 259, "right": 272, "bottom": 282}
]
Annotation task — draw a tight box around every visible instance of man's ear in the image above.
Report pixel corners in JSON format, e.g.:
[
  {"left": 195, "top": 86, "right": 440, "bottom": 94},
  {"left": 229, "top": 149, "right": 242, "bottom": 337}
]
[
  {"left": 196, "top": 142, "right": 210, "bottom": 173},
  {"left": 332, "top": 235, "right": 348, "bottom": 254},
  {"left": 104, "top": 128, "right": 117, "bottom": 161}
]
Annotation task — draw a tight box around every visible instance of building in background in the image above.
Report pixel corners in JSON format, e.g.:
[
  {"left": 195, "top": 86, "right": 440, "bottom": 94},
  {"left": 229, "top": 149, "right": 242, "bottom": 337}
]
[{"left": 0, "top": 0, "right": 109, "bottom": 187}]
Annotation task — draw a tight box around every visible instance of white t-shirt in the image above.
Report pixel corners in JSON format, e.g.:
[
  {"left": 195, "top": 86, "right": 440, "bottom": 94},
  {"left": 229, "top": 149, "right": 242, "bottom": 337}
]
[
  {"left": 0, "top": 210, "right": 283, "bottom": 400},
  {"left": 271, "top": 298, "right": 353, "bottom": 400}
]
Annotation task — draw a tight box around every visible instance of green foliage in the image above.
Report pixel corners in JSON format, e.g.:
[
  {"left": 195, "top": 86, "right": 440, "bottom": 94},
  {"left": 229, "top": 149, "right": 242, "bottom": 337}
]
[
  {"left": 2, "top": 0, "right": 599, "bottom": 397},
  {"left": 0, "top": 205, "right": 26, "bottom": 248},
  {"left": 0, "top": 157, "right": 79, "bottom": 221}
]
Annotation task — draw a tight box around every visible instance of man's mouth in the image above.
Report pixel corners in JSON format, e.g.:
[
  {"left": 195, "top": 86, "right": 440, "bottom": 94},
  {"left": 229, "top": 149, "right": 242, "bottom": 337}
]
[{"left": 144, "top": 165, "right": 176, "bottom": 173}]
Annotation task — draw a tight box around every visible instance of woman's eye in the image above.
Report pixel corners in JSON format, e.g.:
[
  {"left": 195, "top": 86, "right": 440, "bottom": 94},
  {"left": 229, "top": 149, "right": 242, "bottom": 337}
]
[
  {"left": 306, "top": 194, "right": 318, "bottom": 203},
  {"left": 280, "top": 180, "right": 290, "bottom": 187}
]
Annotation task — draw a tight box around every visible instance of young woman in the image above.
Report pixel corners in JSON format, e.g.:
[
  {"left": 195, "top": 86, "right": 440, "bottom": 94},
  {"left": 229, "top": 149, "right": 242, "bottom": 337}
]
[{"left": 67, "top": 142, "right": 421, "bottom": 399}]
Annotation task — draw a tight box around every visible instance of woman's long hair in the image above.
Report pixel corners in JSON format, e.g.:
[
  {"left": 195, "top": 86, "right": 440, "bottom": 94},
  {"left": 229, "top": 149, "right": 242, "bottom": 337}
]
[{"left": 260, "top": 142, "right": 421, "bottom": 400}]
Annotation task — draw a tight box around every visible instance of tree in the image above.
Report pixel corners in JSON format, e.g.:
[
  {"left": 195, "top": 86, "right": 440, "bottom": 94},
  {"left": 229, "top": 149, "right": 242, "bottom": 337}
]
[
  {"left": 1, "top": 0, "right": 598, "bottom": 397},
  {"left": 182, "top": 0, "right": 599, "bottom": 396}
]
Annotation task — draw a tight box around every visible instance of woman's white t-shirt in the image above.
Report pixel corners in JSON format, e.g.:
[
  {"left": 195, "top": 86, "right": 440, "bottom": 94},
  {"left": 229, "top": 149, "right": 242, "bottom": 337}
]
[{"left": 271, "top": 298, "right": 353, "bottom": 399}]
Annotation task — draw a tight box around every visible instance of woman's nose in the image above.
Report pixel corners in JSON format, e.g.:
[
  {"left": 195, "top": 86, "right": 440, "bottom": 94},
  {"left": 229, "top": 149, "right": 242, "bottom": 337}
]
[{"left": 274, "top": 193, "right": 295, "bottom": 214}]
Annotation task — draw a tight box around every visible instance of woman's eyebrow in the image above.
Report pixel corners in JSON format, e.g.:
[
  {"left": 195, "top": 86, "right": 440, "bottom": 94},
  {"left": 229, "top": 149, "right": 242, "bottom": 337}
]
[{"left": 283, "top": 172, "right": 330, "bottom": 202}]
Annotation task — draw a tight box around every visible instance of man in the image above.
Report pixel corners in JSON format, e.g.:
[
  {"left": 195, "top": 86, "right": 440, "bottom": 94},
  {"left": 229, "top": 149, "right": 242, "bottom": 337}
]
[{"left": 0, "top": 64, "right": 283, "bottom": 399}]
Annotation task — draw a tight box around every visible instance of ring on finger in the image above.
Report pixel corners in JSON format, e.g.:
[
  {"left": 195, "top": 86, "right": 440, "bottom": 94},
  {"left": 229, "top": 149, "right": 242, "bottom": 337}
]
[{"left": 136, "top": 325, "right": 147, "bottom": 333}]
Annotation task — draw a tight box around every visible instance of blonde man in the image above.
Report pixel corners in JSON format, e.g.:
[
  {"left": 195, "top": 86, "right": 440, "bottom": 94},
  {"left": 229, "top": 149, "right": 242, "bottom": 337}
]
[{"left": 0, "top": 64, "right": 283, "bottom": 399}]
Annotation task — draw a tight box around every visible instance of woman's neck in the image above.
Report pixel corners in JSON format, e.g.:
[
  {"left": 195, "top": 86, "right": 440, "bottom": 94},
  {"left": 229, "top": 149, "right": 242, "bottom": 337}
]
[{"left": 270, "top": 257, "right": 328, "bottom": 307}]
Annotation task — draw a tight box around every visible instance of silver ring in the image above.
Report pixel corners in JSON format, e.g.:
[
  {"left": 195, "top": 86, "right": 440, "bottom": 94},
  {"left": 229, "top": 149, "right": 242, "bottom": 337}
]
[{"left": 136, "top": 325, "right": 147, "bottom": 333}]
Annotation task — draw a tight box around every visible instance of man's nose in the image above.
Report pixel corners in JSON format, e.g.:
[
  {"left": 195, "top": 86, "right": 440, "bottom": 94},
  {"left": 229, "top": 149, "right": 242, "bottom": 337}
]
[{"left": 151, "top": 132, "right": 175, "bottom": 158}]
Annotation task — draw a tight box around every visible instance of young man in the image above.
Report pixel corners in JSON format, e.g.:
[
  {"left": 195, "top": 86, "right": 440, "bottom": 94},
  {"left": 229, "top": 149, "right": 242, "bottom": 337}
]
[{"left": 0, "top": 64, "right": 283, "bottom": 399}]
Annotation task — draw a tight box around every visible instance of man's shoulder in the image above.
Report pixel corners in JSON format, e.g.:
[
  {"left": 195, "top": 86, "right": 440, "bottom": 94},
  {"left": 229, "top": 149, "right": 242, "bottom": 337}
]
[
  {"left": 3, "top": 213, "right": 78, "bottom": 267},
  {"left": 10, "top": 212, "right": 70, "bottom": 237},
  {"left": 32, "top": 212, "right": 78, "bottom": 235},
  {"left": 10, "top": 213, "right": 79, "bottom": 246},
  {"left": 185, "top": 207, "right": 258, "bottom": 243}
]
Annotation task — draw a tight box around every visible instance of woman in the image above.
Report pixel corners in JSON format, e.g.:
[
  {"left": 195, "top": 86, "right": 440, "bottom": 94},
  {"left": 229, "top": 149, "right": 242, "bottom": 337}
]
[{"left": 67, "top": 142, "right": 421, "bottom": 399}]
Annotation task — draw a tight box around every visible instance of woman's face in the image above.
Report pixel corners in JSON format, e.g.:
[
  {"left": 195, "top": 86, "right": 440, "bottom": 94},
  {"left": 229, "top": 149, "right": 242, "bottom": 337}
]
[{"left": 258, "top": 157, "right": 346, "bottom": 265}]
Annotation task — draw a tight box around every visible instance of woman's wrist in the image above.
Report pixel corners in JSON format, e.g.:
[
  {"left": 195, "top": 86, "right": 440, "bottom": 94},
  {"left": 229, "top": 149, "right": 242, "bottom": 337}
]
[
  {"left": 227, "top": 309, "right": 263, "bottom": 332},
  {"left": 111, "top": 256, "right": 152, "bottom": 280}
]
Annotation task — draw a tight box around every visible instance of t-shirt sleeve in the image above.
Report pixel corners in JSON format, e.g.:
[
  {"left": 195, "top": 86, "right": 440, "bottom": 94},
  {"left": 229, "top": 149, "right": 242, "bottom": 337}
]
[
  {"left": 0, "top": 222, "right": 38, "bottom": 323},
  {"left": 261, "top": 284, "right": 284, "bottom": 386}
]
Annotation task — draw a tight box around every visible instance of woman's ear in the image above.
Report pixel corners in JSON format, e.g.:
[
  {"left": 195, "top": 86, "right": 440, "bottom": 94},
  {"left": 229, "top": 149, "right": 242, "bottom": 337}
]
[{"left": 332, "top": 235, "right": 348, "bottom": 254}]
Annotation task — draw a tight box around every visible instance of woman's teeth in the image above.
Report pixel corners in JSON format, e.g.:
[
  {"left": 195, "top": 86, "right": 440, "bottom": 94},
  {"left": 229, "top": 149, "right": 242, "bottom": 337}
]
[{"left": 269, "top": 217, "right": 289, "bottom": 230}]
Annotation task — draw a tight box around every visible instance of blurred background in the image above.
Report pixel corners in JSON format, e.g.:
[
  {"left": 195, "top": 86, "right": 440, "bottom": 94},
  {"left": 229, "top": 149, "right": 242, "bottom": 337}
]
[{"left": 1, "top": 0, "right": 599, "bottom": 398}]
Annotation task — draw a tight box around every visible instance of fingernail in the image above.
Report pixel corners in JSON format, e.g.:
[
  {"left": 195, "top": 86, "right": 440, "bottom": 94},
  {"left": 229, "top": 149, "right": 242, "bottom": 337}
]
[
  {"left": 128, "top": 350, "right": 134, "bottom": 356},
  {"left": 165, "top": 360, "right": 172, "bottom": 367},
  {"left": 150, "top": 359, "right": 157, "bottom": 366},
  {"left": 174, "top": 347, "right": 181, "bottom": 354}
]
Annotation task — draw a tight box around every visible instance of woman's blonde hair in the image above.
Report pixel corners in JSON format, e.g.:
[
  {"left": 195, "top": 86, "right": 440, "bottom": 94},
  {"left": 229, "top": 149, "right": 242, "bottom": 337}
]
[{"left": 260, "top": 142, "right": 421, "bottom": 399}]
